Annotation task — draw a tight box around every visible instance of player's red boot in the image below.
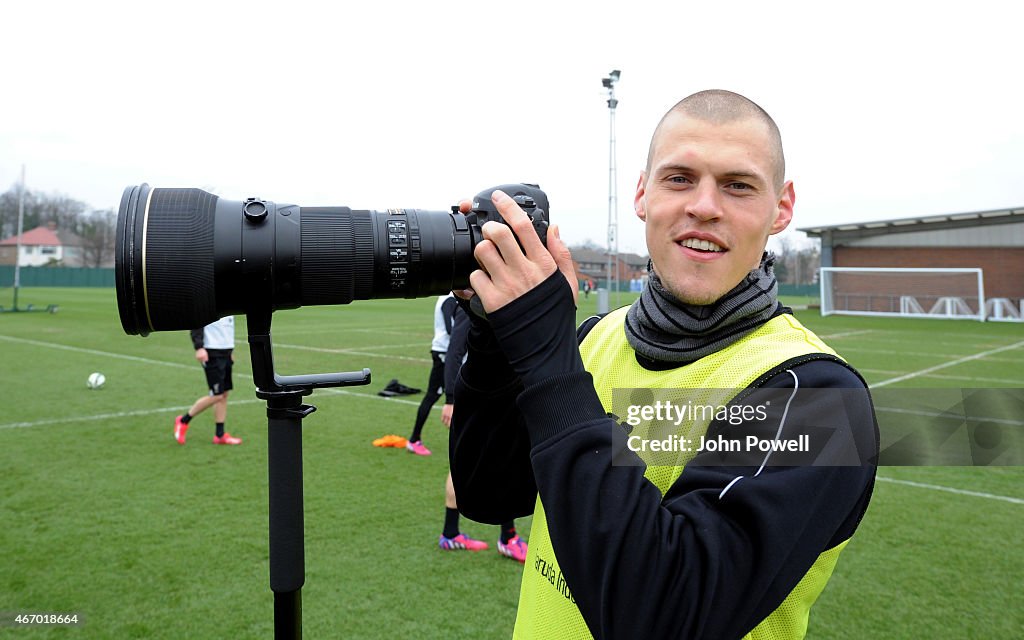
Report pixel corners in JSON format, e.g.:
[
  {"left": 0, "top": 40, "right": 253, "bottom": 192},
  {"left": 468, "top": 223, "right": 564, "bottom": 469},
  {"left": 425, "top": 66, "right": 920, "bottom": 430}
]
[
  {"left": 174, "top": 415, "right": 190, "bottom": 445},
  {"left": 212, "top": 432, "right": 243, "bottom": 445}
]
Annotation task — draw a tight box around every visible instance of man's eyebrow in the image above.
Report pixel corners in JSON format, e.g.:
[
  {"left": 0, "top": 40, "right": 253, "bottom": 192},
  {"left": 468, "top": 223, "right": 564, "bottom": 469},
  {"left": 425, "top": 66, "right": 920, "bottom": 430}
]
[
  {"left": 653, "top": 163, "right": 697, "bottom": 177},
  {"left": 721, "top": 171, "right": 767, "bottom": 184},
  {"left": 655, "top": 164, "right": 767, "bottom": 184}
]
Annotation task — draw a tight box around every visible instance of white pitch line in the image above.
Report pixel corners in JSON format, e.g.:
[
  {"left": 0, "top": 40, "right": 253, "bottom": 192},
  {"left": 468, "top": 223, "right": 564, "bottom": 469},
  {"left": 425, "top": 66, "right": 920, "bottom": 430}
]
[
  {"left": 849, "top": 337, "right": 1018, "bottom": 351},
  {"left": 0, "top": 387, "right": 428, "bottom": 430},
  {"left": 819, "top": 329, "right": 875, "bottom": 339},
  {"left": 360, "top": 342, "right": 430, "bottom": 350},
  {"left": 347, "top": 327, "right": 423, "bottom": 335},
  {"left": 870, "top": 340, "right": 1024, "bottom": 388},
  {"left": 882, "top": 329, "right": 1024, "bottom": 342},
  {"left": 275, "top": 326, "right": 425, "bottom": 338},
  {"left": 876, "top": 476, "right": 1024, "bottom": 505},
  {"left": 0, "top": 401, "right": 255, "bottom": 430},
  {"left": 0, "top": 334, "right": 196, "bottom": 371},
  {"left": 0, "top": 334, "right": 431, "bottom": 430},
  {"left": 842, "top": 346, "right": 1021, "bottom": 363},
  {"left": 315, "top": 387, "right": 427, "bottom": 409},
  {"left": 273, "top": 342, "right": 431, "bottom": 363},
  {"left": 0, "top": 333, "right": 430, "bottom": 372},
  {"left": 874, "top": 405, "right": 1024, "bottom": 426},
  {"left": 859, "top": 368, "right": 1024, "bottom": 386}
]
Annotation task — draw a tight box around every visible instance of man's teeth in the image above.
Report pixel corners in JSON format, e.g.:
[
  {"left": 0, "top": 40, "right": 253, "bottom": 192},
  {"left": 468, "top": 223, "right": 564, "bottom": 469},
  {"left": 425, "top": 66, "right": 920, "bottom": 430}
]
[{"left": 680, "top": 238, "right": 724, "bottom": 252}]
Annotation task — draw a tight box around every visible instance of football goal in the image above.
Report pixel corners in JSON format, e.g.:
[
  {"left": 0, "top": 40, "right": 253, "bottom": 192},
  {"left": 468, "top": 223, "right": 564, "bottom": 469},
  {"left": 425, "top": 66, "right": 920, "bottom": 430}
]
[{"left": 819, "top": 267, "right": 987, "bottom": 321}]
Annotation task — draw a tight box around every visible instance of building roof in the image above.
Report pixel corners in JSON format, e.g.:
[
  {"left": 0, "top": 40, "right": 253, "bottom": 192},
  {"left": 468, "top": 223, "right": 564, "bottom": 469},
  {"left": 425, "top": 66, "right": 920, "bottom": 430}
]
[
  {"left": 571, "top": 247, "right": 649, "bottom": 267},
  {"left": 0, "top": 225, "right": 82, "bottom": 247},
  {"left": 618, "top": 252, "right": 649, "bottom": 268},
  {"left": 799, "top": 206, "right": 1024, "bottom": 240},
  {"left": 572, "top": 248, "right": 610, "bottom": 263},
  {"left": 1, "top": 225, "right": 60, "bottom": 246}
]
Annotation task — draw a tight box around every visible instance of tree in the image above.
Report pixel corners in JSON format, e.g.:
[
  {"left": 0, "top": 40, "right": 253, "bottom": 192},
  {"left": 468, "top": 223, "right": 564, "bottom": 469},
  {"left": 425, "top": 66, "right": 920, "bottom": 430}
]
[
  {"left": 0, "top": 183, "right": 89, "bottom": 240},
  {"left": 772, "top": 234, "right": 820, "bottom": 285},
  {"left": 76, "top": 209, "right": 117, "bottom": 268},
  {"left": 0, "top": 186, "right": 23, "bottom": 240},
  {"left": 0, "top": 184, "right": 118, "bottom": 267},
  {"left": 793, "top": 244, "right": 820, "bottom": 286},
  {"left": 773, "top": 255, "right": 790, "bottom": 283}
]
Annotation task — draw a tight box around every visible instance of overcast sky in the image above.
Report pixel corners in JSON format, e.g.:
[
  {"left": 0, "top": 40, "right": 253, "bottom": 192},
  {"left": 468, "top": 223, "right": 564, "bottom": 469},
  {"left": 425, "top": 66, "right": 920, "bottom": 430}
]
[{"left": 2, "top": 0, "right": 1022, "bottom": 255}]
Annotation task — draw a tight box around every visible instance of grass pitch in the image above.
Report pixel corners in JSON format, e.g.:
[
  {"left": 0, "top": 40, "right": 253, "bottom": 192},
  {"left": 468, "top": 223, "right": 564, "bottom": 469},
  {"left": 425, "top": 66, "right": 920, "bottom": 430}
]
[{"left": 1, "top": 287, "right": 1021, "bottom": 638}]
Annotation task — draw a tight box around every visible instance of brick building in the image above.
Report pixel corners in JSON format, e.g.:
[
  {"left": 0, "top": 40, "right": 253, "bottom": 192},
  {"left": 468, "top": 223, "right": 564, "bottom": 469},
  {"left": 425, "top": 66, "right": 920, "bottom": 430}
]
[
  {"left": 800, "top": 206, "right": 1024, "bottom": 319},
  {"left": 571, "top": 248, "right": 648, "bottom": 289}
]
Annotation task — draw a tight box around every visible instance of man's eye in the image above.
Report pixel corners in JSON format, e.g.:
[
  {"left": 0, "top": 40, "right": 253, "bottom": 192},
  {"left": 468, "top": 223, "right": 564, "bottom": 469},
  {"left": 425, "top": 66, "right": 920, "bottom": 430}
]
[
  {"left": 668, "top": 176, "right": 691, "bottom": 184},
  {"left": 727, "top": 182, "right": 752, "bottom": 190}
]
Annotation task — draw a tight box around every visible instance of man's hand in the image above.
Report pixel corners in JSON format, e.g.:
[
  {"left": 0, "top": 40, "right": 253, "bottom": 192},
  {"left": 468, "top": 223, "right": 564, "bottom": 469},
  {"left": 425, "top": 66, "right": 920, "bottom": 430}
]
[
  {"left": 441, "top": 403, "right": 454, "bottom": 428},
  {"left": 195, "top": 347, "right": 209, "bottom": 364},
  {"left": 458, "top": 190, "right": 577, "bottom": 313}
]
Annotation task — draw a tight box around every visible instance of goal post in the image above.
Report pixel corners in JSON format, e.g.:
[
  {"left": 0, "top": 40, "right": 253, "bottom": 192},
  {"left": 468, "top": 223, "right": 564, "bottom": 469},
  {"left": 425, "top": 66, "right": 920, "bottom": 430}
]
[{"left": 819, "top": 267, "right": 986, "bottom": 321}]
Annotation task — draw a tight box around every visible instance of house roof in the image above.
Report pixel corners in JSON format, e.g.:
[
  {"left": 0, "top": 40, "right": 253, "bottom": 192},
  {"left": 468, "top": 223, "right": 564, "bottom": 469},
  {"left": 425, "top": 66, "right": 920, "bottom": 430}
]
[
  {"left": 1, "top": 226, "right": 60, "bottom": 246},
  {"left": 0, "top": 225, "right": 81, "bottom": 247}
]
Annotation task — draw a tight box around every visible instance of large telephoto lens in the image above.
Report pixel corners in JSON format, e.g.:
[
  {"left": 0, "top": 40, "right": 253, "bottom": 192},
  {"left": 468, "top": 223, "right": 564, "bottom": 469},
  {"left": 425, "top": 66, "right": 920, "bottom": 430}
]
[{"left": 115, "top": 184, "right": 483, "bottom": 336}]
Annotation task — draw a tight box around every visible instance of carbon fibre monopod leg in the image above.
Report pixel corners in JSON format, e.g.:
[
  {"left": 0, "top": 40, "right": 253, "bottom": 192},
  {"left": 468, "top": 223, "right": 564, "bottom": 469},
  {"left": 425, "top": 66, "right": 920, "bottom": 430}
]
[
  {"left": 248, "top": 309, "right": 371, "bottom": 640},
  {"left": 266, "top": 390, "right": 311, "bottom": 639}
]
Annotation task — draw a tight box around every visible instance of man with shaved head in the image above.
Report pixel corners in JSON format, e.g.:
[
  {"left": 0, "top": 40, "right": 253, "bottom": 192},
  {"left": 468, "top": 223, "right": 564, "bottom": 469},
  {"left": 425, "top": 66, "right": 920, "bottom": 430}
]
[
  {"left": 648, "top": 90, "right": 786, "bottom": 186},
  {"left": 449, "top": 90, "right": 878, "bottom": 639}
]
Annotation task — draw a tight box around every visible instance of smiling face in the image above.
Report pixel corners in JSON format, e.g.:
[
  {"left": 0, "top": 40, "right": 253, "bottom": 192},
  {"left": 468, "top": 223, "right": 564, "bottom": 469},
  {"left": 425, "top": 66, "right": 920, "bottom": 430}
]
[{"left": 634, "top": 110, "right": 794, "bottom": 305}]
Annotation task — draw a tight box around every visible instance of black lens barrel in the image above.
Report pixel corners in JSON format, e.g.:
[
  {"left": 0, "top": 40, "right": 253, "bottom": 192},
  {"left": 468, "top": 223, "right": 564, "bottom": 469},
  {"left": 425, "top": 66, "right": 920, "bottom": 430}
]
[
  {"left": 115, "top": 185, "right": 219, "bottom": 336},
  {"left": 299, "top": 207, "right": 375, "bottom": 306},
  {"left": 146, "top": 188, "right": 219, "bottom": 332},
  {"left": 115, "top": 186, "right": 482, "bottom": 336},
  {"left": 114, "top": 184, "right": 147, "bottom": 336}
]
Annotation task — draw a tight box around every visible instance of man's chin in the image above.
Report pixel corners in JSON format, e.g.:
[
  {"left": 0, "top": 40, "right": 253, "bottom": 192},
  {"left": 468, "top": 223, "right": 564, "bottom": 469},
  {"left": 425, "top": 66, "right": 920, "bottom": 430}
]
[
  {"left": 662, "top": 281, "right": 725, "bottom": 306},
  {"left": 651, "top": 264, "right": 733, "bottom": 306},
  {"left": 676, "top": 292, "right": 724, "bottom": 306}
]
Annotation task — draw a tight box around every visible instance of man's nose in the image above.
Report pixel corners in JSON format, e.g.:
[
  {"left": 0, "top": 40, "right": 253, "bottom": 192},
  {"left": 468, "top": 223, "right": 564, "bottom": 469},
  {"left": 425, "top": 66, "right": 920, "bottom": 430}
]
[{"left": 685, "top": 180, "right": 723, "bottom": 222}]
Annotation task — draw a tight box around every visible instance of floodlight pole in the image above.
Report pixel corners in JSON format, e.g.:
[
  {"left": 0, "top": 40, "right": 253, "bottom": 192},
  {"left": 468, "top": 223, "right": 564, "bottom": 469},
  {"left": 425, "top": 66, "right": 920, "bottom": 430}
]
[
  {"left": 13, "top": 164, "right": 25, "bottom": 311},
  {"left": 247, "top": 308, "right": 371, "bottom": 640},
  {"left": 602, "top": 70, "right": 620, "bottom": 307}
]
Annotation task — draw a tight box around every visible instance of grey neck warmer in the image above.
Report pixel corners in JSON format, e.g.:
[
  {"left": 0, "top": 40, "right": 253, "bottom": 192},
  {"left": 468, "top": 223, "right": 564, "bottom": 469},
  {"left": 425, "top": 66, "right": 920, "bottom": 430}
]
[{"left": 624, "top": 253, "right": 779, "bottom": 365}]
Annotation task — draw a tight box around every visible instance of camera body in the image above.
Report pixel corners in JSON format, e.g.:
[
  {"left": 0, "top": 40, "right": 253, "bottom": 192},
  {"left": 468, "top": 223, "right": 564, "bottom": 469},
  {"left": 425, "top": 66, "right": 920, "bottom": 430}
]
[
  {"left": 466, "top": 183, "right": 550, "bottom": 249},
  {"left": 115, "top": 182, "right": 549, "bottom": 336}
]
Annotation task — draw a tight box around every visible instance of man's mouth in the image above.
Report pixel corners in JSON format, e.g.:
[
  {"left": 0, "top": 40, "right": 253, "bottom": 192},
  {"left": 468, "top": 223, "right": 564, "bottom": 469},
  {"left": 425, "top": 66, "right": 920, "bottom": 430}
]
[{"left": 678, "top": 237, "right": 726, "bottom": 253}]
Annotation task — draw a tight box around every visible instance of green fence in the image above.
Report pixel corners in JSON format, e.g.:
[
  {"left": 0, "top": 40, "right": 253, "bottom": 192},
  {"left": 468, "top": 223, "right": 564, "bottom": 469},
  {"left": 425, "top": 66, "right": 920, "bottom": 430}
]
[
  {"left": 0, "top": 266, "right": 115, "bottom": 287},
  {"left": 778, "top": 284, "right": 819, "bottom": 297},
  {"left": 591, "top": 280, "right": 641, "bottom": 293}
]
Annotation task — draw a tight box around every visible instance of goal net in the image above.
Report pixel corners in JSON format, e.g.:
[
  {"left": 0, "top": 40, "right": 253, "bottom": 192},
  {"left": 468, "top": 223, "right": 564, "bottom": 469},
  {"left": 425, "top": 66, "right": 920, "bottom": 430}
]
[{"left": 820, "top": 267, "right": 986, "bottom": 321}]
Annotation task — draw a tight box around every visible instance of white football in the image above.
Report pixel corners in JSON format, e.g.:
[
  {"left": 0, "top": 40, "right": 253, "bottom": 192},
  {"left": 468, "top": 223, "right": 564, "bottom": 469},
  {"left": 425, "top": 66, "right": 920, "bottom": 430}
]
[{"left": 87, "top": 372, "right": 106, "bottom": 389}]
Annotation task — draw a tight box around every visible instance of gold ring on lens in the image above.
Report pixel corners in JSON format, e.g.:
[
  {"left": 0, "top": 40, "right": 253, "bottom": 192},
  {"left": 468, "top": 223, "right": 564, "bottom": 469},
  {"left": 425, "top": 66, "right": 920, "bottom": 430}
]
[{"left": 141, "top": 187, "right": 155, "bottom": 333}]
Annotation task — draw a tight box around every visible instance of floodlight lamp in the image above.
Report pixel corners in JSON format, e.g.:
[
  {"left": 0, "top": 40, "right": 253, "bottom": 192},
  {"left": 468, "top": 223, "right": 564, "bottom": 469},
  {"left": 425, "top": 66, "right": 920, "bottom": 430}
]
[{"left": 610, "top": 69, "right": 620, "bottom": 82}]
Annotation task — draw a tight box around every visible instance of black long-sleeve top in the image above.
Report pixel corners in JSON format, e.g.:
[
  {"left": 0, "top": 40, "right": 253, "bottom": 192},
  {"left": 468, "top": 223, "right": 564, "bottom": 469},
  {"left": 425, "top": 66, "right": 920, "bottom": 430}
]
[
  {"left": 443, "top": 306, "right": 470, "bottom": 404},
  {"left": 449, "top": 276, "right": 878, "bottom": 640}
]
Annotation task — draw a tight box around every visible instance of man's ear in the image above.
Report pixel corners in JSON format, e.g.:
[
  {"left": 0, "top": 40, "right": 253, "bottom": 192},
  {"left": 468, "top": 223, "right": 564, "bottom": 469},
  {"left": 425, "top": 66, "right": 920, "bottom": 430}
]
[
  {"left": 634, "top": 173, "right": 648, "bottom": 222},
  {"left": 770, "top": 180, "right": 795, "bottom": 234}
]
